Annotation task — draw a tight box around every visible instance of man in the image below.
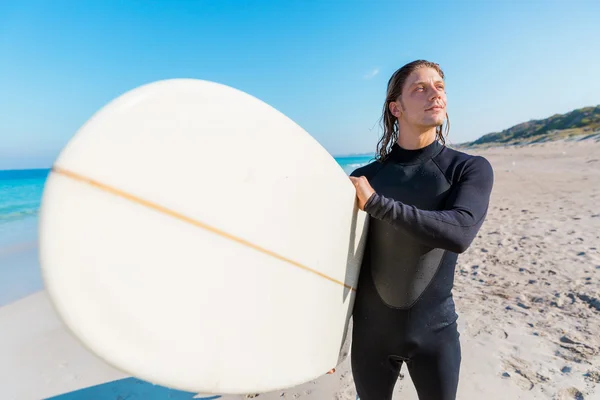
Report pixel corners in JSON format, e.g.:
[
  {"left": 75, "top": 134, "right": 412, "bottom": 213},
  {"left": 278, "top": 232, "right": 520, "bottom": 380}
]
[{"left": 348, "top": 60, "right": 494, "bottom": 400}]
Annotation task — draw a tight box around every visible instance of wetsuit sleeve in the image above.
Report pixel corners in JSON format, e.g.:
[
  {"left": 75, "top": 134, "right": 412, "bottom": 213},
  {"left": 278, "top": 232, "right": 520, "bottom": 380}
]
[{"left": 363, "top": 156, "right": 494, "bottom": 253}]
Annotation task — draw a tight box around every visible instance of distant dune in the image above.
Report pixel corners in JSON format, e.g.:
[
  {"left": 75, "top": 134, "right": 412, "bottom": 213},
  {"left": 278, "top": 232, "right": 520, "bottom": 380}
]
[{"left": 454, "top": 105, "right": 600, "bottom": 149}]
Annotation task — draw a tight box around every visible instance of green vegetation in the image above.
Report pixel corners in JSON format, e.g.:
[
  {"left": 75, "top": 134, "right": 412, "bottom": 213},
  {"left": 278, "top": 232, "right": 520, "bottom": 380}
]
[{"left": 456, "top": 105, "right": 600, "bottom": 148}]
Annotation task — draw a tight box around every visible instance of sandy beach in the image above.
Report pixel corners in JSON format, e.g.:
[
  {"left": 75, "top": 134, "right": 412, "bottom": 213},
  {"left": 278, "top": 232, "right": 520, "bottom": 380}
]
[{"left": 2, "top": 138, "right": 599, "bottom": 400}]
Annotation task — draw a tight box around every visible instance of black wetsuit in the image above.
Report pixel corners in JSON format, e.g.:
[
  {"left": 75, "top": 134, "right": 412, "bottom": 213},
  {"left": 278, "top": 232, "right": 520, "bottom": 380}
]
[{"left": 350, "top": 139, "right": 494, "bottom": 400}]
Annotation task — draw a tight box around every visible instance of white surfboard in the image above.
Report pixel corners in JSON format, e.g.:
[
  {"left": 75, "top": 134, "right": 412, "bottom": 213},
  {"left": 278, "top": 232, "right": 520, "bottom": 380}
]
[{"left": 38, "top": 79, "right": 368, "bottom": 395}]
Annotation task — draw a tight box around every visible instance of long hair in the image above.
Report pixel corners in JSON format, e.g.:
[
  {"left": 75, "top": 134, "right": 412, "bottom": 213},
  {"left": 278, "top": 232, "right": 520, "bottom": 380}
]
[{"left": 375, "top": 60, "right": 450, "bottom": 162}]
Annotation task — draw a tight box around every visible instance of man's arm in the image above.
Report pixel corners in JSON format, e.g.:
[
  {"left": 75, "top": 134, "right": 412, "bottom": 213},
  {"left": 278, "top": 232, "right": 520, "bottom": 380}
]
[{"left": 363, "top": 156, "right": 494, "bottom": 253}]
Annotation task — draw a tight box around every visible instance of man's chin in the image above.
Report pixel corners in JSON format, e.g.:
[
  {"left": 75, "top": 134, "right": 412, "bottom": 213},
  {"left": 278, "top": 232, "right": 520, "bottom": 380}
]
[{"left": 422, "top": 118, "right": 445, "bottom": 128}]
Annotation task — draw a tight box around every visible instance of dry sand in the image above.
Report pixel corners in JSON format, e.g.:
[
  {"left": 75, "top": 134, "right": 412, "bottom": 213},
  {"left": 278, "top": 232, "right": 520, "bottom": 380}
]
[
  {"left": 0, "top": 291, "right": 128, "bottom": 400},
  {"left": 2, "top": 138, "right": 599, "bottom": 399}
]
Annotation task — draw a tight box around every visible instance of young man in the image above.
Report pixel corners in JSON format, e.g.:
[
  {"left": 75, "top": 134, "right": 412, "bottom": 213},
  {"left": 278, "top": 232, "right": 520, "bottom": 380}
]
[{"left": 348, "top": 60, "right": 494, "bottom": 400}]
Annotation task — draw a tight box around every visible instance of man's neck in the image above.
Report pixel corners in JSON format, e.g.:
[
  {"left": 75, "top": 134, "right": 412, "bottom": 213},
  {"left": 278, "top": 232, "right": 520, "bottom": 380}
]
[{"left": 397, "top": 126, "right": 437, "bottom": 150}]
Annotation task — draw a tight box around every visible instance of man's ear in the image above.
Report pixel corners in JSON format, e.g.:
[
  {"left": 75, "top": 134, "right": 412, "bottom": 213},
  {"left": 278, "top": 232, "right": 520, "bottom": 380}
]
[{"left": 389, "top": 101, "right": 400, "bottom": 117}]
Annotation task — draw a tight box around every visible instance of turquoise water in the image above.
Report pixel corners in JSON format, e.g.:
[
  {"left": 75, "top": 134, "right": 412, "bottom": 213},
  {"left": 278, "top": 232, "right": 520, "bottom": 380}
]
[
  {"left": 0, "top": 156, "right": 373, "bottom": 398},
  {"left": 336, "top": 154, "right": 375, "bottom": 175},
  {"left": 0, "top": 169, "right": 48, "bottom": 229},
  {"left": 0, "top": 169, "right": 49, "bottom": 306}
]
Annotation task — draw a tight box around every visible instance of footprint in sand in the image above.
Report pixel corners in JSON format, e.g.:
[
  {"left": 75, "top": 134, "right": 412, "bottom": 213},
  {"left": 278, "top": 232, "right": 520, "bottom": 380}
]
[
  {"left": 501, "top": 356, "right": 550, "bottom": 391},
  {"left": 555, "top": 387, "right": 585, "bottom": 400}
]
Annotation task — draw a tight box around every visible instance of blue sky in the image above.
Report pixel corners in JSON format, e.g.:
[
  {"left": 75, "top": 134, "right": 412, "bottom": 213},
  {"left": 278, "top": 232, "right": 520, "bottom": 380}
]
[{"left": 1, "top": 0, "right": 599, "bottom": 169}]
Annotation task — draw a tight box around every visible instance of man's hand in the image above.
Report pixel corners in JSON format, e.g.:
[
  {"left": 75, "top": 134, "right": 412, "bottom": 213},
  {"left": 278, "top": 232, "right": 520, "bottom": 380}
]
[{"left": 349, "top": 176, "right": 376, "bottom": 211}]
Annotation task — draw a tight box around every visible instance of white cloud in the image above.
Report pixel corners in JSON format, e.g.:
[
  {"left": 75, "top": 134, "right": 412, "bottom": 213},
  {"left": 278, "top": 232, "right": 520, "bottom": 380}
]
[{"left": 363, "top": 68, "right": 379, "bottom": 79}]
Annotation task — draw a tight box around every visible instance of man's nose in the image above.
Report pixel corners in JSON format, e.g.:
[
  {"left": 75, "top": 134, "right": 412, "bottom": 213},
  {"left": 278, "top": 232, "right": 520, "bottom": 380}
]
[{"left": 430, "top": 86, "right": 443, "bottom": 99}]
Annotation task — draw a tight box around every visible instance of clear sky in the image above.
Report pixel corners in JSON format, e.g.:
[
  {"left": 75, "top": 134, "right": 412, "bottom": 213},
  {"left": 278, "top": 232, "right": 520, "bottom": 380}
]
[{"left": 1, "top": 0, "right": 599, "bottom": 169}]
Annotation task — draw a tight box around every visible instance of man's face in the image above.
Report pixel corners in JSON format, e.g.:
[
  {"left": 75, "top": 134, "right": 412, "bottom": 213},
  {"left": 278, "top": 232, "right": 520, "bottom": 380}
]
[{"left": 390, "top": 67, "right": 447, "bottom": 129}]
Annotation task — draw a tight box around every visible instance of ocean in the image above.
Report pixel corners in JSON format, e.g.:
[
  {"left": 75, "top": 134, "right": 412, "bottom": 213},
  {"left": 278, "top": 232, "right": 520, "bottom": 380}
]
[
  {"left": 0, "top": 155, "right": 373, "bottom": 308},
  {"left": 0, "top": 169, "right": 50, "bottom": 307},
  {"left": 336, "top": 155, "right": 375, "bottom": 175}
]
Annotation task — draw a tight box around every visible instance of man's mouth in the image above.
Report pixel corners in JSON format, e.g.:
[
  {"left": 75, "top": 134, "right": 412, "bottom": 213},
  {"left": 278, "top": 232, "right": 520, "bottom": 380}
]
[{"left": 426, "top": 105, "right": 444, "bottom": 111}]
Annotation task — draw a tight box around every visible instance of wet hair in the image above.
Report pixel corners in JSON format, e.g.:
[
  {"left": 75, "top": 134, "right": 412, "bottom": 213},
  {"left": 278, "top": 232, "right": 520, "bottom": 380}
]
[{"left": 375, "top": 60, "right": 450, "bottom": 162}]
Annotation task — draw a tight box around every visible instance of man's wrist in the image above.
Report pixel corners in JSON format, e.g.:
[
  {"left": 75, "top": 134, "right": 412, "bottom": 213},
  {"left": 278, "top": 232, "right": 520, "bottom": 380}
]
[{"left": 363, "top": 192, "right": 378, "bottom": 212}]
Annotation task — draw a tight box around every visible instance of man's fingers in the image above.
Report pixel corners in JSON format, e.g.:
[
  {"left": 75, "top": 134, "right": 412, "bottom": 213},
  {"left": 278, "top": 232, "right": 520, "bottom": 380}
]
[{"left": 349, "top": 176, "right": 365, "bottom": 184}]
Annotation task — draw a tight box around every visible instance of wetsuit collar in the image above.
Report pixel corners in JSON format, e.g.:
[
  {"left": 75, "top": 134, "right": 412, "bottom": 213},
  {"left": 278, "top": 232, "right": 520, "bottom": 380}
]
[{"left": 388, "top": 138, "right": 444, "bottom": 165}]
